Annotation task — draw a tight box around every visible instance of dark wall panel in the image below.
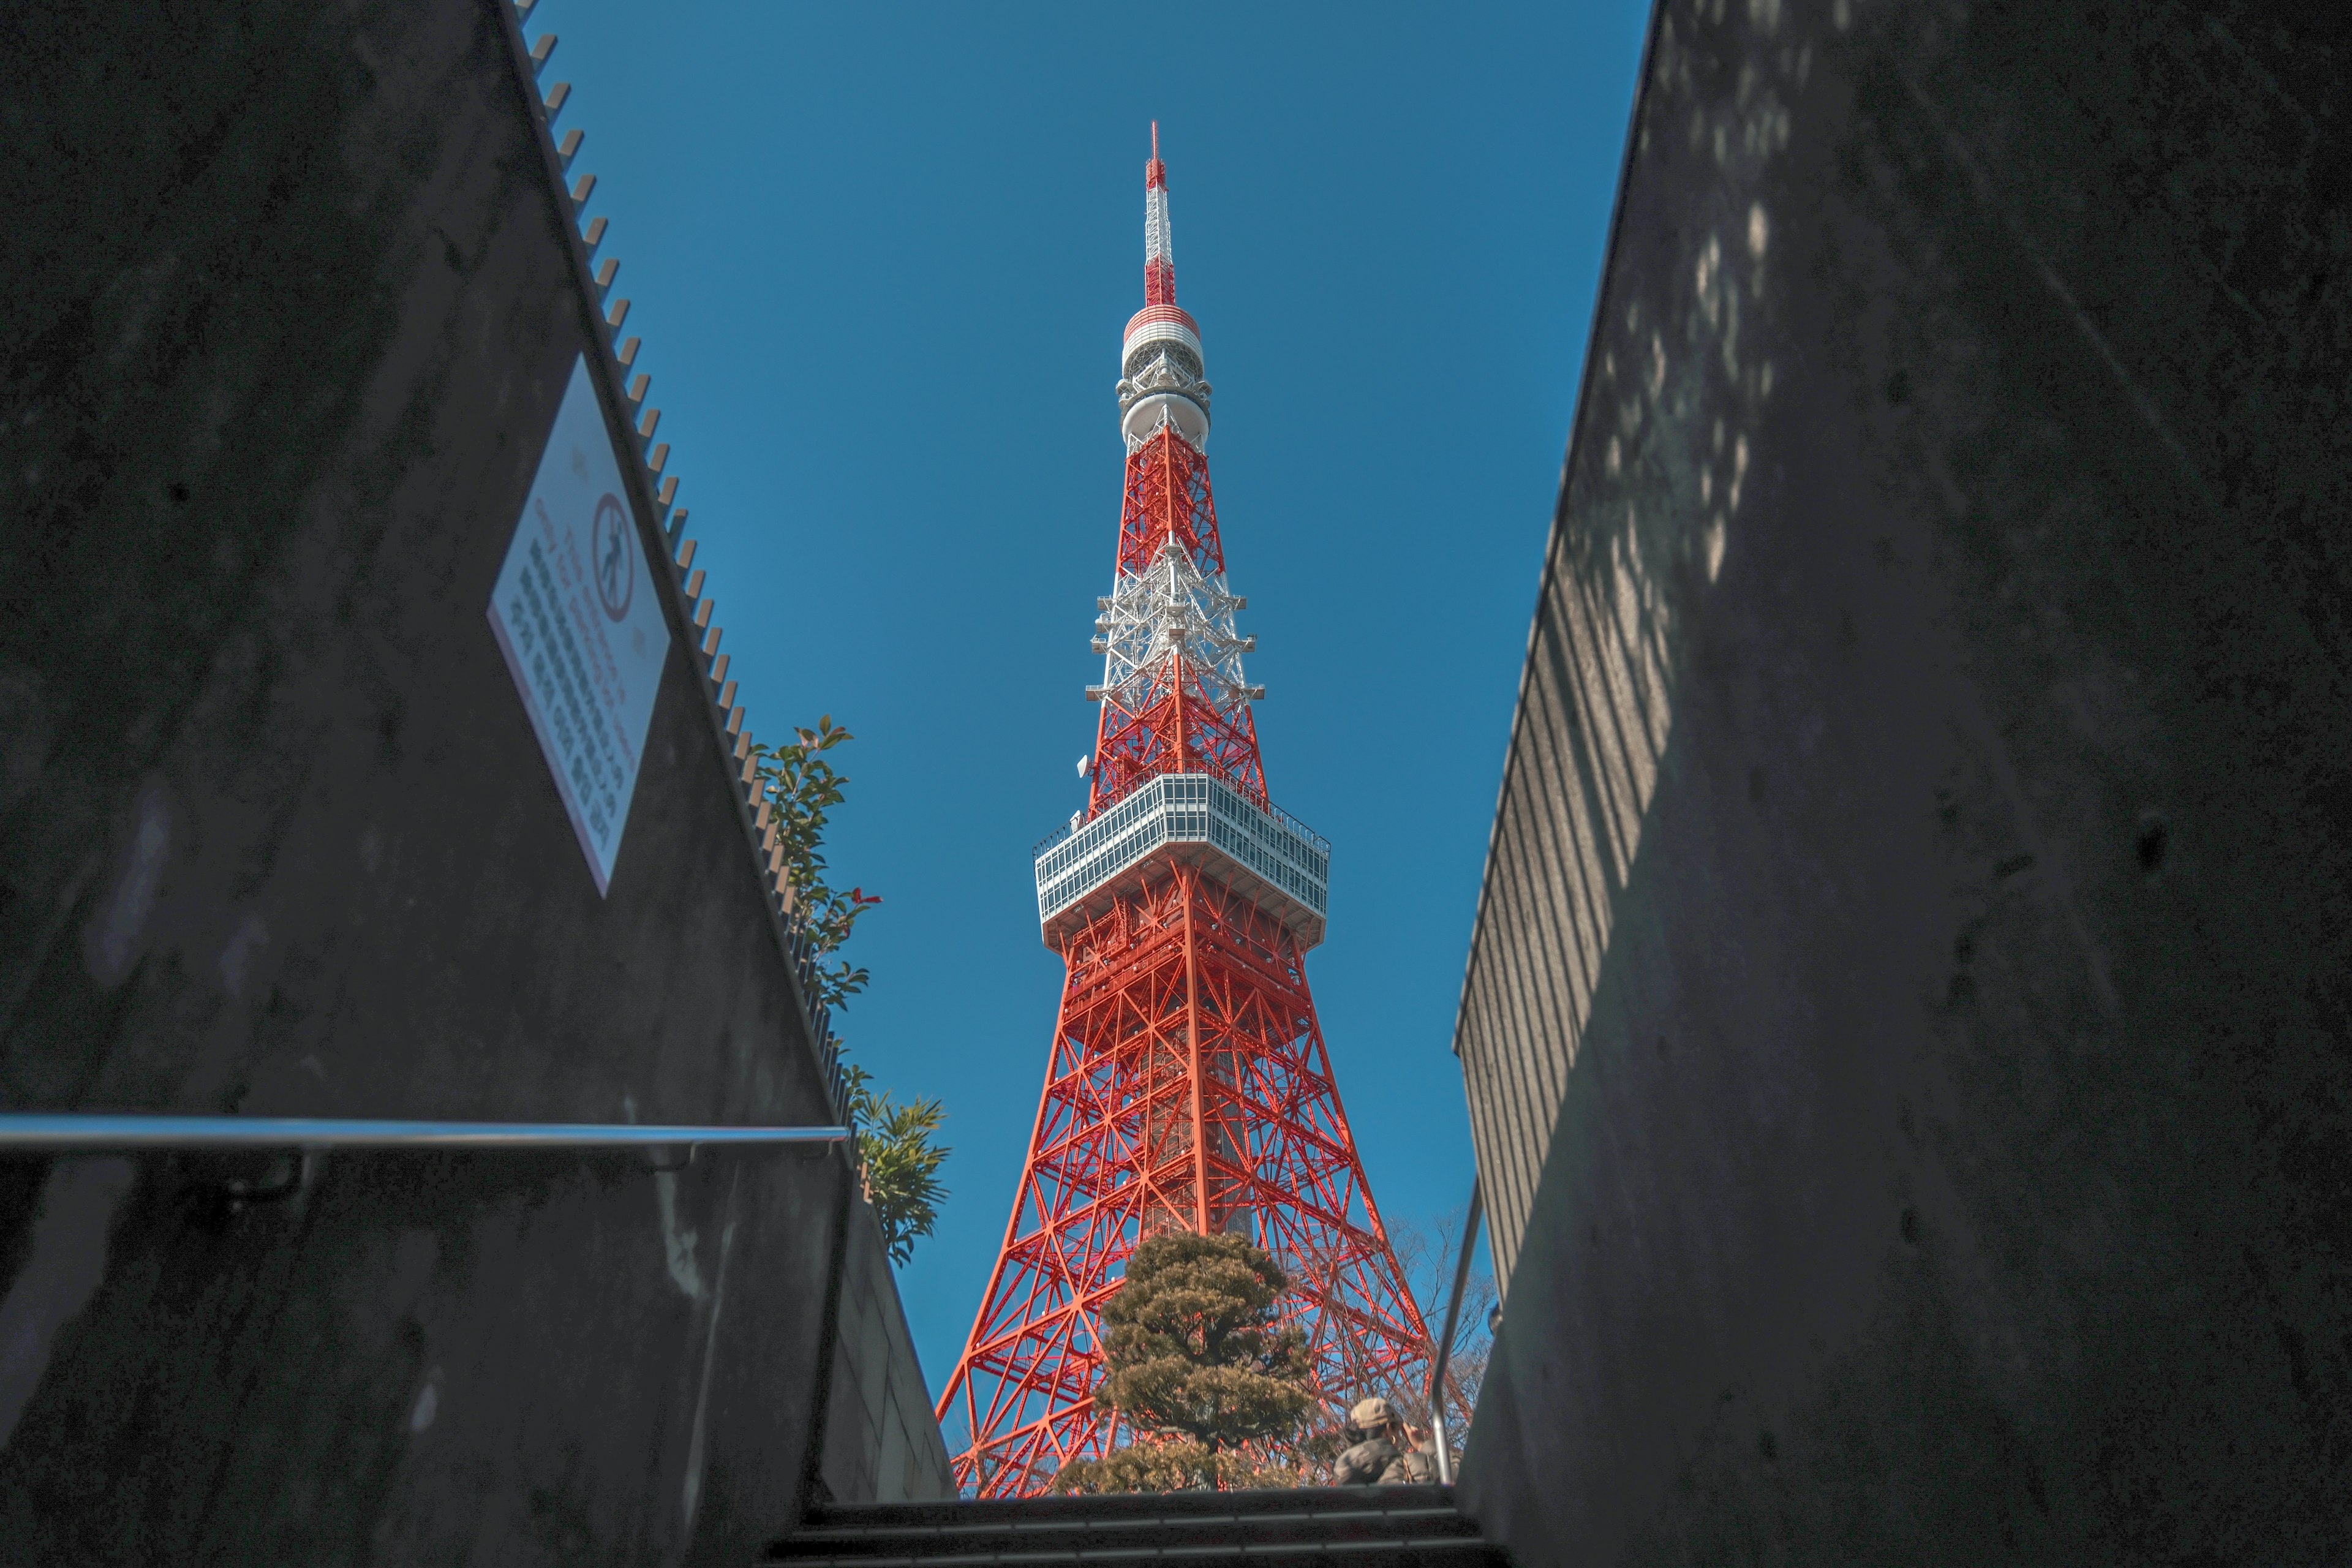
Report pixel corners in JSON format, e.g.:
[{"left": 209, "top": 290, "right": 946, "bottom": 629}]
[
  {"left": 1455, "top": 1, "right": 2352, "bottom": 1562},
  {"left": 0, "top": 1, "right": 850, "bottom": 1559}
]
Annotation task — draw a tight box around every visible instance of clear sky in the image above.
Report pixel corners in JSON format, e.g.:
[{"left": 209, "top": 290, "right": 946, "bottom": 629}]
[{"left": 531, "top": 1, "right": 1651, "bottom": 1393}]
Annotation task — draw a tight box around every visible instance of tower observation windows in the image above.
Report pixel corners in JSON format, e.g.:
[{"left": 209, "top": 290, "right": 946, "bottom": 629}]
[{"left": 1033, "top": 772, "right": 1330, "bottom": 950}]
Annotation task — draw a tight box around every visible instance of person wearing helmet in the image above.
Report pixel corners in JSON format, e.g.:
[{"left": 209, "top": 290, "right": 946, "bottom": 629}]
[{"left": 1332, "top": 1397, "right": 1406, "bottom": 1485}]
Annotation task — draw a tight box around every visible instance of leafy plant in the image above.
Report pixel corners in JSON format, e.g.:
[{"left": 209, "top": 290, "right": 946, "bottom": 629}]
[
  {"left": 748, "top": 716, "right": 948, "bottom": 1264},
  {"left": 844, "top": 1065, "right": 950, "bottom": 1265},
  {"left": 1050, "top": 1231, "right": 1323, "bottom": 1493},
  {"left": 749, "top": 715, "right": 883, "bottom": 1016}
]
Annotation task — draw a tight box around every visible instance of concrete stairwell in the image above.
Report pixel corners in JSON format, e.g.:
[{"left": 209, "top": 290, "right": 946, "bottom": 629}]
[{"left": 767, "top": 1485, "right": 1512, "bottom": 1566}]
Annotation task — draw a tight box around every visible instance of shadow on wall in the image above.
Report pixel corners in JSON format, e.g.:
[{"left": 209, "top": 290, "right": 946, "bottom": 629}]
[{"left": 1452, "top": 0, "right": 1803, "bottom": 1293}]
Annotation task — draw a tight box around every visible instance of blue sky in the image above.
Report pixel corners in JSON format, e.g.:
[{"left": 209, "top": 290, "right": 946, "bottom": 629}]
[{"left": 534, "top": 1, "right": 1649, "bottom": 1392}]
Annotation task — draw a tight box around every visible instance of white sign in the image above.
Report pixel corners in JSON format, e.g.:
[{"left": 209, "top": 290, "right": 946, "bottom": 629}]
[{"left": 488, "top": 355, "right": 673, "bottom": 895}]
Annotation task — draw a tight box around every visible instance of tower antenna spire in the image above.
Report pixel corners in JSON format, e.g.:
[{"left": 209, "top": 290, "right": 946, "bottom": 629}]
[{"left": 1144, "top": 123, "right": 1175, "bottom": 306}]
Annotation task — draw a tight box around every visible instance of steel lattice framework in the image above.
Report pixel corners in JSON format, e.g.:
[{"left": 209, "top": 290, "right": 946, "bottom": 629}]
[{"left": 937, "top": 126, "right": 1430, "bottom": 1498}]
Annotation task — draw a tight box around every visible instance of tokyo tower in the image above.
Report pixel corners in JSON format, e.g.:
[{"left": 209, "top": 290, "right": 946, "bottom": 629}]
[{"left": 936, "top": 127, "right": 1432, "bottom": 1498}]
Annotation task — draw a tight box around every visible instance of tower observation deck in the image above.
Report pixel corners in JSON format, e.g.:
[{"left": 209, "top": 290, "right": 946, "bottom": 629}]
[{"left": 936, "top": 126, "right": 1432, "bottom": 1498}]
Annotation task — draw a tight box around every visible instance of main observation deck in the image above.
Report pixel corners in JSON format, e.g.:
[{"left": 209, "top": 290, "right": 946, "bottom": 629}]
[{"left": 1033, "top": 774, "right": 1329, "bottom": 952}]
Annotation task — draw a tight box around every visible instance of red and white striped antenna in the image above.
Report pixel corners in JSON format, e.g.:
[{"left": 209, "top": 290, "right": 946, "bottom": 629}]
[
  {"left": 1119, "top": 125, "right": 1208, "bottom": 453},
  {"left": 1144, "top": 120, "right": 1175, "bottom": 305}
]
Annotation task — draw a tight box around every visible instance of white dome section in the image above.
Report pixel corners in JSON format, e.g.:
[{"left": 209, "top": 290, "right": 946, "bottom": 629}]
[{"left": 1121, "top": 390, "right": 1210, "bottom": 447}]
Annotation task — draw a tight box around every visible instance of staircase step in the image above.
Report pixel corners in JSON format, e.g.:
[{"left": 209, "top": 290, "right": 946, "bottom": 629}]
[
  {"left": 770, "top": 1542, "right": 1502, "bottom": 1567},
  {"left": 767, "top": 1485, "right": 1510, "bottom": 1567},
  {"left": 797, "top": 1484, "right": 1460, "bottom": 1531},
  {"left": 782, "top": 1506, "right": 1479, "bottom": 1553}
]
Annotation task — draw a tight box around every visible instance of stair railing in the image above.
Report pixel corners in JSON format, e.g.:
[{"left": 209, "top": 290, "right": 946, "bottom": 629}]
[
  {"left": 1425, "top": 1175, "right": 1484, "bottom": 1486},
  {"left": 0, "top": 1114, "right": 848, "bottom": 1150}
]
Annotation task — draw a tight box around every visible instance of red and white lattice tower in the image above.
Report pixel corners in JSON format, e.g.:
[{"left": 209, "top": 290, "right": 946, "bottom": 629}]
[{"left": 936, "top": 126, "right": 1432, "bottom": 1498}]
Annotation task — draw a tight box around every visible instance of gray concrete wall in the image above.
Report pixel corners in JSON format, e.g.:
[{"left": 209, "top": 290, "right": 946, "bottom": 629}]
[
  {"left": 0, "top": 0, "right": 912, "bottom": 1558},
  {"left": 1455, "top": 0, "right": 2352, "bottom": 1561},
  {"left": 821, "top": 1201, "right": 956, "bottom": 1504}
]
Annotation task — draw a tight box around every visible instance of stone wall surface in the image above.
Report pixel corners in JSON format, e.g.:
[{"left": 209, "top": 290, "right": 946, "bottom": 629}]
[
  {"left": 1455, "top": 0, "right": 2352, "bottom": 1562},
  {"left": 822, "top": 1201, "right": 956, "bottom": 1506},
  {"left": 0, "top": 0, "right": 941, "bottom": 1559}
]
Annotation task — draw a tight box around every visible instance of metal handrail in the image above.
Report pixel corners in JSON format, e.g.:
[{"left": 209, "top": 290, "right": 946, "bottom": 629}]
[
  {"left": 1262, "top": 795, "right": 1331, "bottom": 856},
  {"left": 1425, "top": 1175, "right": 1485, "bottom": 1486},
  {"left": 0, "top": 1114, "right": 850, "bottom": 1150}
]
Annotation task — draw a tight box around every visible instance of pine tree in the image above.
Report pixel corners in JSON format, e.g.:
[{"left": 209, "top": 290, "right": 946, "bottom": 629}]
[{"left": 1050, "top": 1231, "right": 1321, "bottom": 1493}]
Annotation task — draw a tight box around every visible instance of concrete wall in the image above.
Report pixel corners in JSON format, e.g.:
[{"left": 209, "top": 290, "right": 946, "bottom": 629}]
[
  {"left": 0, "top": 0, "right": 944, "bottom": 1558},
  {"left": 821, "top": 1201, "right": 956, "bottom": 1504},
  {"left": 1455, "top": 0, "right": 2352, "bottom": 1561}
]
